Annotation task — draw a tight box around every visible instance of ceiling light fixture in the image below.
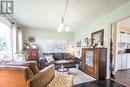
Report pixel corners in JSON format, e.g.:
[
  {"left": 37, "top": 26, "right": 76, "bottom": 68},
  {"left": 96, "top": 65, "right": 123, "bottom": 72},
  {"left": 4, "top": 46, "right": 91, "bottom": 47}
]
[{"left": 58, "top": 0, "right": 70, "bottom": 32}]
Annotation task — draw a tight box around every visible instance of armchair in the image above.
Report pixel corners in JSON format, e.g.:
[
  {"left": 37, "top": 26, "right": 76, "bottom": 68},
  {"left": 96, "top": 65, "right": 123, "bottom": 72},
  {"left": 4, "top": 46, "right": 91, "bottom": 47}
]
[{"left": 0, "top": 62, "right": 73, "bottom": 87}]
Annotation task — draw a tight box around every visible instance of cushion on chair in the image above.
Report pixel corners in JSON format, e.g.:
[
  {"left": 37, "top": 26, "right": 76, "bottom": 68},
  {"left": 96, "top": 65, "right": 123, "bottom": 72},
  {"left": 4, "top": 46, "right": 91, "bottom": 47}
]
[{"left": 47, "top": 74, "right": 73, "bottom": 87}]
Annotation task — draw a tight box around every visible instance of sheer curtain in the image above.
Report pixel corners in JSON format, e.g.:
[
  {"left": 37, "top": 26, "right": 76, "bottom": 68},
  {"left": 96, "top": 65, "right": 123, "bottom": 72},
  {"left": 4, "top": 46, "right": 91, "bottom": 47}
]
[
  {"left": 11, "top": 23, "right": 23, "bottom": 59},
  {"left": 18, "top": 29, "right": 23, "bottom": 51},
  {"left": 11, "top": 24, "right": 17, "bottom": 59},
  {"left": 0, "top": 18, "right": 12, "bottom": 60},
  {"left": 0, "top": 17, "right": 23, "bottom": 60}
]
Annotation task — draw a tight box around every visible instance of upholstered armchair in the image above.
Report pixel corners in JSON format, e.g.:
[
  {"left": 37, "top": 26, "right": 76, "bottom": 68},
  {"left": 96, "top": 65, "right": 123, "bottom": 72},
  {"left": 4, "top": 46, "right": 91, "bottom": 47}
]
[
  {"left": 0, "top": 61, "right": 73, "bottom": 87},
  {"left": 0, "top": 64, "right": 56, "bottom": 87}
]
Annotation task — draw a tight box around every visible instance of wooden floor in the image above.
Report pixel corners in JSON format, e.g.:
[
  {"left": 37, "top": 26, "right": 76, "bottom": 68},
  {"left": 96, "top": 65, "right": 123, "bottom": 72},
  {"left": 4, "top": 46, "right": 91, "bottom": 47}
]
[
  {"left": 74, "top": 79, "right": 126, "bottom": 87},
  {"left": 113, "top": 69, "right": 130, "bottom": 86}
]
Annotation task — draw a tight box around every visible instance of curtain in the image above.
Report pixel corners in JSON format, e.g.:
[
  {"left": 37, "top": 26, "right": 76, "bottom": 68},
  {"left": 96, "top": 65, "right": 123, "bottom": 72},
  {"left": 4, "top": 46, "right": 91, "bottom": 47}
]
[
  {"left": 11, "top": 24, "right": 17, "bottom": 58},
  {"left": 18, "top": 28, "right": 23, "bottom": 51},
  {"left": 11, "top": 24, "right": 23, "bottom": 59},
  {"left": 0, "top": 17, "right": 23, "bottom": 60},
  {"left": 0, "top": 18, "right": 12, "bottom": 60}
]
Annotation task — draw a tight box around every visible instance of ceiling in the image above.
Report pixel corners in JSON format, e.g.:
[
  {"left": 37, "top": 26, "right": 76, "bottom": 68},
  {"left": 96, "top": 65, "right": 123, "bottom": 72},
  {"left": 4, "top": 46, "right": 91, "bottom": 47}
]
[
  {"left": 14, "top": 0, "right": 130, "bottom": 31},
  {"left": 119, "top": 17, "right": 130, "bottom": 29}
]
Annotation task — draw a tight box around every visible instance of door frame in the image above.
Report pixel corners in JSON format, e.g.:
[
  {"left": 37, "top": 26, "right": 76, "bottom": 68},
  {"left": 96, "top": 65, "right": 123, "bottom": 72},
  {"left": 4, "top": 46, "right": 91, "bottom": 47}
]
[{"left": 109, "top": 16, "right": 130, "bottom": 78}]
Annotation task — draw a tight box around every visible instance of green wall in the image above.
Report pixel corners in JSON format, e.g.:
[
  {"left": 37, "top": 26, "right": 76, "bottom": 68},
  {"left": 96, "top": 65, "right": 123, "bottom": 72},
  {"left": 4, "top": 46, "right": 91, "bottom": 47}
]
[
  {"left": 74, "top": 2, "right": 130, "bottom": 79},
  {"left": 75, "top": 2, "right": 130, "bottom": 45},
  {"left": 23, "top": 28, "right": 74, "bottom": 54},
  {"left": 22, "top": 2, "right": 130, "bottom": 79}
]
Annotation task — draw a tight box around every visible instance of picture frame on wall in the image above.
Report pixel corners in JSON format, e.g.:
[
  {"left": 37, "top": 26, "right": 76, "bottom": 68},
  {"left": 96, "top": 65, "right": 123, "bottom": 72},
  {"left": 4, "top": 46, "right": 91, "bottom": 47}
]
[
  {"left": 91, "top": 29, "right": 104, "bottom": 47},
  {"left": 76, "top": 41, "right": 81, "bottom": 48}
]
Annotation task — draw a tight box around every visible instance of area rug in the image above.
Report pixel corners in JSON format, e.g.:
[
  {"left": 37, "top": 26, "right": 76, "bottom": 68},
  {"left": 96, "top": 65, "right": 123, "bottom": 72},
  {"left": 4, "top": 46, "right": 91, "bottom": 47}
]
[{"left": 69, "top": 68, "right": 96, "bottom": 85}]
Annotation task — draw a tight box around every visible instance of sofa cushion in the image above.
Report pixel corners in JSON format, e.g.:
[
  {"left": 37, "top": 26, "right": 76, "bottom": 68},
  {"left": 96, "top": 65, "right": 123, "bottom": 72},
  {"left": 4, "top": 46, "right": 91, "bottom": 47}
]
[
  {"left": 45, "top": 55, "right": 55, "bottom": 63},
  {"left": 53, "top": 53, "right": 63, "bottom": 60},
  {"left": 63, "top": 53, "right": 71, "bottom": 60}
]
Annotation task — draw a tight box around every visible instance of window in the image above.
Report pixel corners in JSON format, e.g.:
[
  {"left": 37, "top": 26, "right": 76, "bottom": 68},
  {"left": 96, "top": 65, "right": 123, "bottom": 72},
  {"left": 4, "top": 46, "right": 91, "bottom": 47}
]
[{"left": 0, "top": 19, "right": 11, "bottom": 60}]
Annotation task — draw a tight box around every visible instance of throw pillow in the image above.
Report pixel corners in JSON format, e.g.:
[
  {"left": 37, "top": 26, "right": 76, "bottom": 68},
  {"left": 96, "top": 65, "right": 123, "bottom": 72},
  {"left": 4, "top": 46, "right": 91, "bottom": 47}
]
[
  {"left": 45, "top": 55, "right": 54, "bottom": 63},
  {"left": 49, "top": 55, "right": 55, "bottom": 62}
]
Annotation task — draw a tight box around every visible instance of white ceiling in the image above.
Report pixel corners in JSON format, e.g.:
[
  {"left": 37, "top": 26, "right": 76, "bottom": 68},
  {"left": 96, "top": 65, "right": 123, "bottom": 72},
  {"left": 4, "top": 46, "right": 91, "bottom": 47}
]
[
  {"left": 119, "top": 17, "right": 130, "bottom": 29},
  {"left": 14, "top": 0, "right": 130, "bottom": 31}
]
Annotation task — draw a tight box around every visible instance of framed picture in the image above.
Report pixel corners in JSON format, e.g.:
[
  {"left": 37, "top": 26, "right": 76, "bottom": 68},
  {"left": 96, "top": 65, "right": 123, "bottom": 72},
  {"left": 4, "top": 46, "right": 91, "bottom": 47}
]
[
  {"left": 28, "top": 36, "right": 35, "bottom": 43},
  {"left": 91, "top": 29, "right": 104, "bottom": 46},
  {"left": 76, "top": 41, "right": 81, "bottom": 48}
]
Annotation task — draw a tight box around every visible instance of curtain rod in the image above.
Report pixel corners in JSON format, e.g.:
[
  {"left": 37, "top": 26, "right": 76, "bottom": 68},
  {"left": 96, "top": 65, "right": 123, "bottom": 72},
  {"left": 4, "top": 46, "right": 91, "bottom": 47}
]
[{"left": 0, "top": 12, "right": 21, "bottom": 29}]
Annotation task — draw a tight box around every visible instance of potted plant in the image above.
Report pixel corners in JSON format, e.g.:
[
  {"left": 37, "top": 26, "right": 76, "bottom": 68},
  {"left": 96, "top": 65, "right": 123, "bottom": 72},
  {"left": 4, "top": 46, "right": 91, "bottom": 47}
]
[{"left": 15, "top": 50, "right": 27, "bottom": 61}]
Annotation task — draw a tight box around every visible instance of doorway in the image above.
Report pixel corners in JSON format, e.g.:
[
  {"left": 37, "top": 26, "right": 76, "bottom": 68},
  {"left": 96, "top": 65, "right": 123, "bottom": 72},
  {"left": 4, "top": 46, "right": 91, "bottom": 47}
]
[{"left": 110, "top": 17, "right": 130, "bottom": 86}]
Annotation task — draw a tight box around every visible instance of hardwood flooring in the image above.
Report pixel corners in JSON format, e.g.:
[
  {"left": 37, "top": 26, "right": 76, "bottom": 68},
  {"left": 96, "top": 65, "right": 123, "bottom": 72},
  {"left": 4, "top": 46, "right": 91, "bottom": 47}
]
[
  {"left": 112, "top": 69, "right": 130, "bottom": 86},
  {"left": 74, "top": 79, "right": 126, "bottom": 87}
]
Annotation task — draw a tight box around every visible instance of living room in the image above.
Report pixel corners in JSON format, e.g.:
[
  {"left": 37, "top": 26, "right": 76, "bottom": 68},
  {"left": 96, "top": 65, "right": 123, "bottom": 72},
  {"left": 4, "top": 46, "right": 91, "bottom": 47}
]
[{"left": 0, "top": 0, "right": 130, "bottom": 87}]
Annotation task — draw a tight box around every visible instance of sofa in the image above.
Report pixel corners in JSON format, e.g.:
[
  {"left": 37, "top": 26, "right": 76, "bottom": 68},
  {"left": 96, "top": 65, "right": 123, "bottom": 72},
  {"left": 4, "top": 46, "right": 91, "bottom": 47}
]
[
  {"left": 39, "top": 52, "right": 80, "bottom": 69},
  {"left": 0, "top": 61, "right": 73, "bottom": 87}
]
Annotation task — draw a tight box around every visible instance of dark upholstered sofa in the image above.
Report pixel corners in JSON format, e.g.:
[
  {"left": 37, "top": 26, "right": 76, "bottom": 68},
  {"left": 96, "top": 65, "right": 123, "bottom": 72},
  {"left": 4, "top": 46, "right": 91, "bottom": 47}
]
[{"left": 39, "top": 52, "right": 80, "bottom": 70}]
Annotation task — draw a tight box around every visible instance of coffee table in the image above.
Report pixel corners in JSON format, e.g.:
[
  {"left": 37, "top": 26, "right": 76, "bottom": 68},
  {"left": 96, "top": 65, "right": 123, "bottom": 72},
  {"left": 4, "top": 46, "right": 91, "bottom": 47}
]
[
  {"left": 57, "top": 64, "right": 70, "bottom": 74},
  {"left": 55, "top": 60, "right": 71, "bottom": 74}
]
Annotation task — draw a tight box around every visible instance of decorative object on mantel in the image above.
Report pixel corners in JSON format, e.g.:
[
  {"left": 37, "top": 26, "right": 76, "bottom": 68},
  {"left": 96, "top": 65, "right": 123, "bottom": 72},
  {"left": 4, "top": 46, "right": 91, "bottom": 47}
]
[
  {"left": 91, "top": 29, "right": 104, "bottom": 48},
  {"left": 30, "top": 44, "right": 39, "bottom": 49},
  {"left": 24, "top": 42, "right": 30, "bottom": 49},
  {"left": 25, "top": 48, "right": 39, "bottom": 61},
  {"left": 23, "top": 36, "right": 39, "bottom": 61},
  {"left": 24, "top": 36, "right": 39, "bottom": 49},
  {"left": 57, "top": 0, "right": 70, "bottom": 32},
  {"left": 84, "top": 37, "right": 91, "bottom": 48}
]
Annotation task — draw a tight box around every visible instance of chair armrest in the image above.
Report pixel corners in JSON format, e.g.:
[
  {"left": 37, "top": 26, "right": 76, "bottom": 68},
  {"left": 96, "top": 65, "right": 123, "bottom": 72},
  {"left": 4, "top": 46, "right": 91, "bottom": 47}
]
[{"left": 29, "top": 64, "right": 55, "bottom": 87}]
